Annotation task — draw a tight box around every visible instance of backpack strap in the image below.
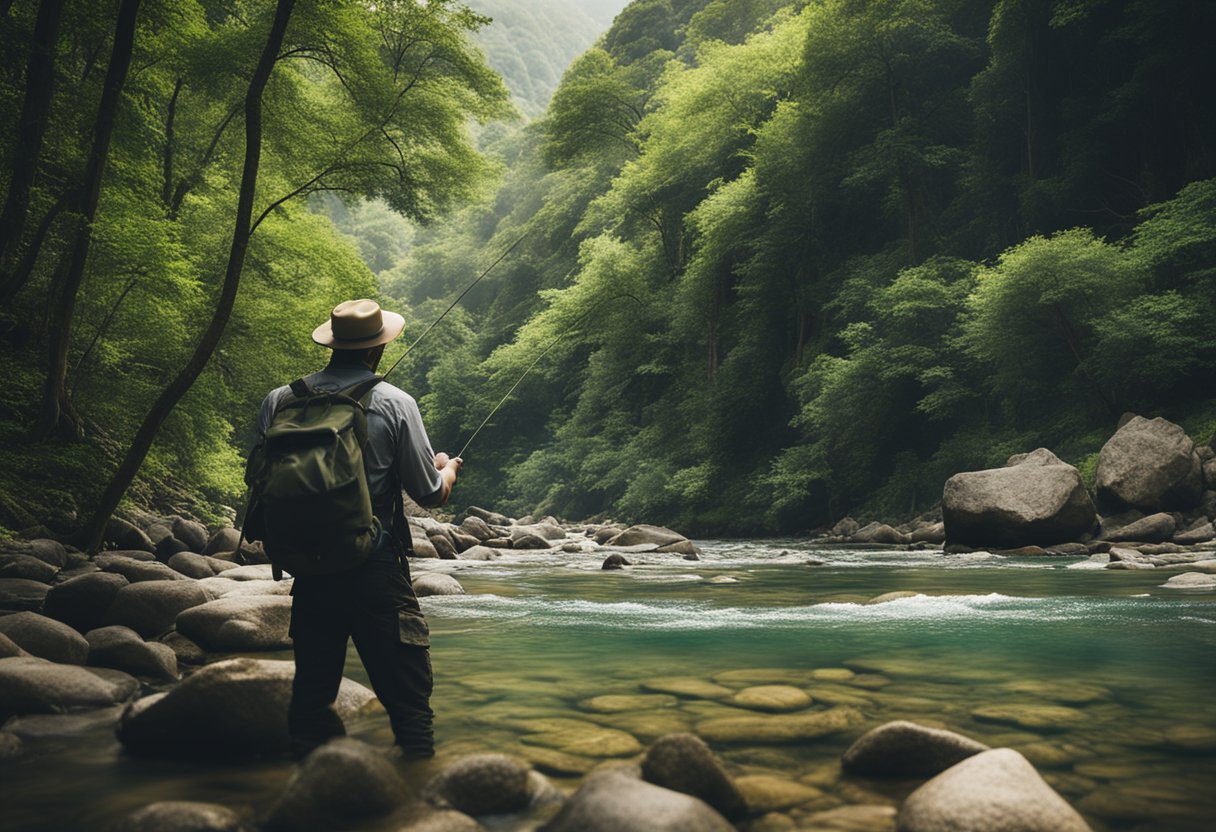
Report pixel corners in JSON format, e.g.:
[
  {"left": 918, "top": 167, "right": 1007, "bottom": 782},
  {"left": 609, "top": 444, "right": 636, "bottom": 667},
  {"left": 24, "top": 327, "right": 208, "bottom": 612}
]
[
  {"left": 288, "top": 378, "right": 311, "bottom": 398},
  {"left": 340, "top": 375, "right": 383, "bottom": 405}
]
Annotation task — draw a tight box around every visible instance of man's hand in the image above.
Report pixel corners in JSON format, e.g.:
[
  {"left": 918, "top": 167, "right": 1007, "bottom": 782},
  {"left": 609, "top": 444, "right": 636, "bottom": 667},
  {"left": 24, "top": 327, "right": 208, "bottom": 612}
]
[{"left": 434, "top": 452, "right": 462, "bottom": 473}]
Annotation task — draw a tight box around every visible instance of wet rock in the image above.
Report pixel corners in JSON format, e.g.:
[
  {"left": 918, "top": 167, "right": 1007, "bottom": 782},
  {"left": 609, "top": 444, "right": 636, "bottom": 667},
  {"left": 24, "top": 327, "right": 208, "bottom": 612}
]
[
  {"left": 799, "top": 805, "right": 896, "bottom": 831},
  {"left": 156, "top": 536, "right": 191, "bottom": 561},
  {"left": 266, "top": 738, "right": 406, "bottom": 831},
  {"left": 0, "top": 656, "right": 139, "bottom": 718},
  {"left": 514, "top": 523, "right": 567, "bottom": 542},
  {"left": 213, "top": 564, "right": 275, "bottom": 581},
  {"left": 641, "top": 732, "right": 747, "bottom": 819},
  {"left": 461, "top": 506, "right": 511, "bottom": 527},
  {"left": 166, "top": 552, "right": 239, "bottom": 579},
  {"left": 831, "top": 517, "right": 861, "bottom": 537},
  {"left": 41, "top": 573, "right": 127, "bottom": 637},
  {"left": 909, "top": 522, "right": 946, "bottom": 544},
  {"left": 1160, "top": 571, "right": 1216, "bottom": 590},
  {"left": 429, "top": 533, "right": 458, "bottom": 559},
  {"left": 175, "top": 595, "right": 292, "bottom": 651},
  {"left": 1097, "top": 416, "right": 1203, "bottom": 512},
  {"left": 511, "top": 531, "right": 553, "bottom": 550},
  {"left": 86, "top": 626, "right": 178, "bottom": 680},
  {"left": 1175, "top": 521, "right": 1215, "bottom": 544},
  {"left": 195, "top": 577, "right": 290, "bottom": 598},
  {"left": 897, "top": 748, "right": 1090, "bottom": 832},
  {"left": 971, "top": 703, "right": 1086, "bottom": 732},
  {"left": 943, "top": 449, "right": 1096, "bottom": 548},
  {"left": 24, "top": 539, "right": 68, "bottom": 568},
  {"left": 581, "top": 694, "right": 677, "bottom": 713},
  {"left": 117, "top": 658, "right": 376, "bottom": 758},
  {"left": 399, "top": 810, "right": 484, "bottom": 832},
  {"left": 731, "top": 685, "right": 812, "bottom": 713},
  {"left": 543, "top": 768, "right": 734, "bottom": 832},
  {"left": 104, "top": 518, "right": 155, "bottom": 553},
  {"left": 851, "top": 523, "right": 908, "bottom": 545},
  {"left": 602, "top": 554, "right": 631, "bottom": 570},
  {"left": 104, "top": 580, "right": 211, "bottom": 638},
  {"left": 413, "top": 573, "right": 465, "bottom": 597},
  {"left": 842, "top": 720, "right": 989, "bottom": 777},
  {"left": 520, "top": 745, "right": 598, "bottom": 776},
  {"left": 0, "top": 612, "right": 89, "bottom": 664},
  {"left": 1101, "top": 512, "right": 1175, "bottom": 543},
  {"left": 999, "top": 679, "right": 1109, "bottom": 705},
  {"left": 1045, "top": 542, "right": 1089, "bottom": 556},
  {"left": 0, "top": 554, "right": 59, "bottom": 583},
  {"left": 866, "top": 591, "right": 920, "bottom": 604},
  {"left": 641, "top": 677, "right": 734, "bottom": 700},
  {"left": 171, "top": 518, "right": 209, "bottom": 552},
  {"left": 112, "top": 801, "right": 251, "bottom": 832},
  {"left": 459, "top": 516, "right": 494, "bottom": 541},
  {"left": 656, "top": 539, "right": 701, "bottom": 557},
  {"left": 203, "top": 527, "right": 242, "bottom": 556},
  {"left": 735, "top": 775, "right": 823, "bottom": 813},
  {"left": 593, "top": 526, "right": 623, "bottom": 544},
  {"left": 411, "top": 533, "right": 440, "bottom": 559},
  {"left": 1204, "top": 491, "right": 1216, "bottom": 520},
  {"left": 517, "top": 717, "right": 642, "bottom": 757},
  {"left": 159, "top": 632, "right": 207, "bottom": 665},
  {"left": 694, "top": 706, "right": 863, "bottom": 744},
  {"left": 484, "top": 537, "right": 513, "bottom": 548},
  {"left": 450, "top": 531, "right": 481, "bottom": 552},
  {"left": 0, "top": 577, "right": 51, "bottom": 611},
  {"left": 422, "top": 753, "right": 532, "bottom": 816},
  {"left": 458, "top": 545, "right": 500, "bottom": 561},
  {"left": 607, "top": 524, "right": 687, "bottom": 548},
  {"left": 96, "top": 554, "right": 188, "bottom": 583}
]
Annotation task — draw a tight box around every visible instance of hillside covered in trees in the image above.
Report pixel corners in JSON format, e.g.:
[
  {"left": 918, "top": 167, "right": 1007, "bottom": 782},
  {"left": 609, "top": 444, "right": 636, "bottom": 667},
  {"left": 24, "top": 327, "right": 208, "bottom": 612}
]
[{"left": 1, "top": 0, "right": 1214, "bottom": 541}]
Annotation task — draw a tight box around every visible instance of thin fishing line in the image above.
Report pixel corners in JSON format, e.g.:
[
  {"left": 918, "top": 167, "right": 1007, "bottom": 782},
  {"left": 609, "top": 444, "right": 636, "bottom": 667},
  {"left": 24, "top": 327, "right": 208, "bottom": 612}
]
[
  {"left": 457, "top": 292, "right": 643, "bottom": 458},
  {"left": 382, "top": 229, "right": 530, "bottom": 381}
]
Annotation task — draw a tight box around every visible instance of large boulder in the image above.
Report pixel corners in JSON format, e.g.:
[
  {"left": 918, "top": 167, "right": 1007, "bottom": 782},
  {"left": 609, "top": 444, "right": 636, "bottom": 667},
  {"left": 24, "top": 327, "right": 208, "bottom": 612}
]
[
  {"left": 0, "top": 612, "right": 89, "bottom": 664},
  {"left": 850, "top": 522, "right": 908, "bottom": 545},
  {"left": 175, "top": 595, "right": 292, "bottom": 651},
  {"left": 0, "top": 577, "right": 51, "bottom": 612},
  {"left": 0, "top": 656, "right": 139, "bottom": 719},
  {"left": 166, "top": 552, "right": 239, "bottom": 579},
  {"left": 412, "top": 573, "right": 465, "bottom": 597},
  {"left": 422, "top": 753, "right": 533, "bottom": 816},
  {"left": 1100, "top": 512, "right": 1175, "bottom": 543},
  {"left": 1096, "top": 416, "right": 1203, "bottom": 512},
  {"left": 0, "top": 554, "right": 59, "bottom": 583},
  {"left": 23, "top": 539, "right": 68, "bottom": 568},
  {"left": 203, "top": 527, "right": 242, "bottom": 556},
  {"left": 104, "top": 518, "right": 156, "bottom": 553},
  {"left": 429, "top": 534, "right": 458, "bottom": 560},
  {"left": 943, "top": 449, "right": 1096, "bottom": 547},
  {"left": 86, "top": 626, "right": 178, "bottom": 681},
  {"left": 542, "top": 768, "right": 734, "bottom": 832},
  {"left": 607, "top": 525, "right": 687, "bottom": 548},
  {"left": 641, "top": 733, "right": 747, "bottom": 819},
  {"left": 111, "top": 801, "right": 252, "bottom": 832},
  {"left": 42, "top": 572, "right": 128, "bottom": 633},
  {"left": 116, "top": 658, "right": 376, "bottom": 757},
  {"left": 841, "top": 720, "right": 989, "bottom": 777},
  {"left": 411, "top": 534, "right": 440, "bottom": 559},
  {"left": 897, "top": 748, "right": 1090, "bottom": 832},
  {"left": 103, "top": 581, "right": 211, "bottom": 638},
  {"left": 266, "top": 739, "right": 406, "bottom": 831},
  {"left": 458, "top": 516, "right": 494, "bottom": 541},
  {"left": 96, "top": 554, "right": 188, "bottom": 583},
  {"left": 171, "top": 517, "right": 209, "bottom": 552}
]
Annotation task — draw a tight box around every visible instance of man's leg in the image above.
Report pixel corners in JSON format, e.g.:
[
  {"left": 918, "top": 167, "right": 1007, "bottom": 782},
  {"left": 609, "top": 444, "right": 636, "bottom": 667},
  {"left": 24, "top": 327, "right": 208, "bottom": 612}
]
[{"left": 287, "top": 579, "right": 350, "bottom": 759}]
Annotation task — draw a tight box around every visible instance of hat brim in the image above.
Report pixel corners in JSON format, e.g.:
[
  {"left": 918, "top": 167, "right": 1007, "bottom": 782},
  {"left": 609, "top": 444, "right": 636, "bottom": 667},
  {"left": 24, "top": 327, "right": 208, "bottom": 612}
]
[{"left": 312, "top": 309, "right": 405, "bottom": 350}]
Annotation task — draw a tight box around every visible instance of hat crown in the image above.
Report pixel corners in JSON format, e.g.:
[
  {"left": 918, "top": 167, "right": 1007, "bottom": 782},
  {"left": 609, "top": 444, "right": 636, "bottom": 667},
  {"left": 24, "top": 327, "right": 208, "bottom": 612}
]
[{"left": 330, "top": 299, "right": 383, "bottom": 342}]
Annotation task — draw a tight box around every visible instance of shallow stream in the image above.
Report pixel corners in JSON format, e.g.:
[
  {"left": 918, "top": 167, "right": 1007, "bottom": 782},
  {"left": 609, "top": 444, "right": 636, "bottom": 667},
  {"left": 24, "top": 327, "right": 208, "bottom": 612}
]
[{"left": 6, "top": 541, "right": 1216, "bottom": 830}]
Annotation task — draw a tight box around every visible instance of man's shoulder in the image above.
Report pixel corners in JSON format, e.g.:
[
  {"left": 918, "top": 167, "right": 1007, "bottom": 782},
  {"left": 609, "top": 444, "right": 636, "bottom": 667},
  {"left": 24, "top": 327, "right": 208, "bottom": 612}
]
[{"left": 368, "top": 380, "right": 418, "bottom": 412}]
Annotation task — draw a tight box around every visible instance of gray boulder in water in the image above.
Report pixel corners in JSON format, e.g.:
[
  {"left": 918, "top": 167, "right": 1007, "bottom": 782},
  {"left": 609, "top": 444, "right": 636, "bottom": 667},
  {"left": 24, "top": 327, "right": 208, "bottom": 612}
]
[
  {"left": 897, "top": 748, "right": 1091, "bottom": 832},
  {"left": 112, "top": 801, "right": 252, "bottom": 832},
  {"left": 0, "top": 656, "right": 139, "bottom": 718},
  {"left": 850, "top": 522, "right": 909, "bottom": 545},
  {"left": 423, "top": 753, "right": 533, "bottom": 816},
  {"left": 641, "top": 733, "right": 747, "bottom": 819},
  {"left": 116, "top": 658, "right": 376, "bottom": 757},
  {"left": 412, "top": 573, "right": 465, "bottom": 597},
  {"left": 103, "top": 581, "right": 211, "bottom": 638},
  {"left": 175, "top": 595, "right": 292, "bottom": 651},
  {"left": 841, "top": 720, "right": 988, "bottom": 777},
  {"left": 543, "top": 768, "right": 734, "bottom": 832},
  {"left": 1096, "top": 416, "right": 1203, "bottom": 512},
  {"left": 943, "top": 449, "right": 1096, "bottom": 547},
  {"left": 85, "top": 625, "right": 178, "bottom": 681},
  {"left": 0, "top": 612, "right": 89, "bottom": 664},
  {"left": 42, "top": 572, "right": 129, "bottom": 633},
  {"left": 266, "top": 739, "right": 406, "bottom": 831},
  {"left": 607, "top": 524, "right": 687, "bottom": 548},
  {"left": 1100, "top": 512, "right": 1175, "bottom": 543}
]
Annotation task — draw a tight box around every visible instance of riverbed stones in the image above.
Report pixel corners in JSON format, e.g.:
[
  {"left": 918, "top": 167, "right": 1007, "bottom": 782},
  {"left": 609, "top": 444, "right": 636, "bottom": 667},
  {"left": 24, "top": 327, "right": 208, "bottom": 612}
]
[
  {"left": 0, "top": 577, "right": 51, "bottom": 611},
  {"left": 516, "top": 717, "right": 642, "bottom": 757},
  {"left": 458, "top": 545, "right": 500, "bottom": 561},
  {"left": 942, "top": 449, "right": 1096, "bottom": 548},
  {"left": 543, "top": 768, "right": 735, "bottom": 832},
  {"left": 399, "top": 810, "right": 484, "bottom": 832},
  {"left": 113, "top": 801, "right": 251, "bottom": 832},
  {"left": 1160, "top": 571, "right": 1216, "bottom": 589},
  {"left": 175, "top": 595, "right": 291, "bottom": 651},
  {"left": 267, "top": 739, "right": 406, "bottom": 831},
  {"left": 641, "top": 677, "right": 734, "bottom": 700},
  {"left": 735, "top": 775, "right": 824, "bottom": 813},
  {"left": 842, "top": 720, "right": 989, "bottom": 777},
  {"left": 851, "top": 522, "right": 908, "bottom": 545},
  {"left": 422, "top": 753, "right": 532, "bottom": 816},
  {"left": 96, "top": 554, "right": 187, "bottom": 583},
  {"left": 22, "top": 538, "right": 68, "bottom": 568},
  {"left": 731, "top": 685, "right": 812, "bottom": 713},
  {"left": 104, "top": 518, "right": 155, "bottom": 553},
  {"left": 413, "top": 573, "right": 466, "bottom": 597},
  {"left": 1101, "top": 512, "right": 1175, "bottom": 543},
  {"left": 607, "top": 524, "right": 687, "bottom": 548},
  {"left": 511, "top": 531, "right": 553, "bottom": 550},
  {"left": 1175, "top": 520, "right": 1215, "bottom": 543},
  {"left": 104, "top": 580, "right": 211, "bottom": 638},
  {"left": 169, "top": 517, "right": 208, "bottom": 552},
  {"left": 695, "top": 706, "right": 863, "bottom": 744},
  {"left": 602, "top": 554, "right": 631, "bottom": 570},
  {"left": 998, "top": 679, "right": 1109, "bottom": 705},
  {"left": 0, "top": 553, "right": 59, "bottom": 582},
  {"left": 1097, "top": 415, "right": 1203, "bottom": 513},
  {"left": 0, "top": 611, "right": 89, "bottom": 664},
  {"left": 0, "top": 656, "right": 139, "bottom": 718},
  {"left": 116, "top": 657, "right": 377, "bottom": 757},
  {"left": 971, "top": 703, "right": 1086, "bottom": 731},
  {"left": 581, "top": 694, "right": 676, "bottom": 714},
  {"left": 85, "top": 625, "right": 178, "bottom": 680},
  {"left": 641, "top": 733, "right": 747, "bottom": 819},
  {"left": 203, "top": 527, "right": 241, "bottom": 556},
  {"left": 166, "top": 552, "right": 238, "bottom": 579},
  {"left": 897, "top": 748, "right": 1090, "bottom": 832},
  {"left": 798, "top": 804, "right": 896, "bottom": 832}
]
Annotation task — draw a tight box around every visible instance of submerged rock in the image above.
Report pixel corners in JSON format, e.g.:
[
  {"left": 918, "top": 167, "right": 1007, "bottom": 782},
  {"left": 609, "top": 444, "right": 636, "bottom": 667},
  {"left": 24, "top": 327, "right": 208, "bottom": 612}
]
[
  {"left": 542, "top": 768, "right": 734, "bottom": 832},
  {"left": 641, "top": 677, "right": 734, "bottom": 700},
  {"left": 0, "top": 611, "right": 89, "bottom": 664},
  {"left": 112, "top": 801, "right": 252, "bottom": 832},
  {"left": 970, "top": 703, "right": 1086, "bottom": 731},
  {"left": 0, "top": 656, "right": 139, "bottom": 718},
  {"left": 399, "top": 810, "right": 485, "bottom": 832},
  {"left": 1096, "top": 416, "right": 1203, "bottom": 512},
  {"left": 413, "top": 573, "right": 465, "bottom": 597},
  {"left": 517, "top": 717, "right": 642, "bottom": 757},
  {"left": 607, "top": 524, "right": 688, "bottom": 548},
  {"left": 1160, "top": 572, "right": 1216, "bottom": 590},
  {"left": 943, "top": 449, "right": 1096, "bottom": 548},
  {"left": 641, "top": 732, "right": 747, "bottom": 819},
  {"left": 734, "top": 775, "right": 823, "bottom": 814},
  {"left": 267, "top": 739, "right": 406, "bottom": 831},
  {"left": 842, "top": 720, "right": 988, "bottom": 777},
  {"left": 601, "top": 554, "right": 631, "bottom": 570},
  {"left": 897, "top": 748, "right": 1090, "bottom": 831},
  {"left": 422, "top": 753, "right": 533, "bottom": 817},
  {"left": 850, "top": 523, "right": 908, "bottom": 545},
  {"left": 694, "top": 706, "right": 863, "bottom": 744},
  {"left": 175, "top": 595, "right": 292, "bottom": 651},
  {"left": 731, "top": 685, "right": 812, "bottom": 713}
]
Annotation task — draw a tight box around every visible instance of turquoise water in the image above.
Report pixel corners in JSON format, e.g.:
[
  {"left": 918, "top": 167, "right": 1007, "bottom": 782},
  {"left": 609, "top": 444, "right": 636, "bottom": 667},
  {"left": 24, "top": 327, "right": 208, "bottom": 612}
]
[{"left": 5, "top": 540, "right": 1216, "bottom": 830}]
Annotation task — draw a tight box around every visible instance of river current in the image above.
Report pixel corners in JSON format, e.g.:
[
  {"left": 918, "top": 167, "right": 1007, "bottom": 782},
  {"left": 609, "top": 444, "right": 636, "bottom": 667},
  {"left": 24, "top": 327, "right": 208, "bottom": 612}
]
[{"left": 5, "top": 540, "right": 1216, "bottom": 830}]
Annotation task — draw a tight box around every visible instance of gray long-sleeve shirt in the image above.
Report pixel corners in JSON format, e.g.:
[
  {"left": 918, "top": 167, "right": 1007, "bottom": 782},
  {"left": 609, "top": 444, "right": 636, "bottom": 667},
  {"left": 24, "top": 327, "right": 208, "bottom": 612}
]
[{"left": 256, "top": 364, "right": 445, "bottom": 507}]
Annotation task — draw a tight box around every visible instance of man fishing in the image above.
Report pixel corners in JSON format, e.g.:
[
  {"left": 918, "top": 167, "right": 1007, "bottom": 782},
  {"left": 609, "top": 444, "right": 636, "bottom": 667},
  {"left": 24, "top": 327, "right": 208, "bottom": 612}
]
[{"left": 253, "top": 298, "right": 461, "bottom": 760}]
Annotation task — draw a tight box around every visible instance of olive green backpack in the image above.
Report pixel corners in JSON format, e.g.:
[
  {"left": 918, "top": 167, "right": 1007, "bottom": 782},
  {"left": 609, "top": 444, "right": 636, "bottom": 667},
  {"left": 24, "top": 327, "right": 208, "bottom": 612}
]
[{"left": 241, "top": 376, "right": 384, "bottom": 578}]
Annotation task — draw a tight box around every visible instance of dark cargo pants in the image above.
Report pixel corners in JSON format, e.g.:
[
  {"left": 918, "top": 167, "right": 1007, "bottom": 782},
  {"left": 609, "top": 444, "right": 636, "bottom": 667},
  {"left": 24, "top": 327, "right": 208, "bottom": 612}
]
[{"left": 287, "top": 545, "right": 434, "bottom": 758}]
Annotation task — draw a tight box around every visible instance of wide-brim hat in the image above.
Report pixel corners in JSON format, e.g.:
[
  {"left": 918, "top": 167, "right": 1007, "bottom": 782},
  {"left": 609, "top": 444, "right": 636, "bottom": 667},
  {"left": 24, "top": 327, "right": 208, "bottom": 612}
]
[{"left": 312, "top": 299, "right": 405, "bottom": 350}]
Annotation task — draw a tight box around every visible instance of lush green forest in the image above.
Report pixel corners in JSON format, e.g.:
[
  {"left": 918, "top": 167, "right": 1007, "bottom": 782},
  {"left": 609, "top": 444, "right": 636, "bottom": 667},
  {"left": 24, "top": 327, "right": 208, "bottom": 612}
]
[{"left": 1, "top": 0, "right": 1214, "bottom": 543}]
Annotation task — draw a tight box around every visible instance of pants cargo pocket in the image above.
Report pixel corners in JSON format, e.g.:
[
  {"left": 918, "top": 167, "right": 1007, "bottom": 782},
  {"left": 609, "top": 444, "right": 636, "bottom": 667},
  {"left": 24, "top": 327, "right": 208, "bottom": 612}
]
[{"left": 397, "top": 610, "right": 430, "bottom": 647}]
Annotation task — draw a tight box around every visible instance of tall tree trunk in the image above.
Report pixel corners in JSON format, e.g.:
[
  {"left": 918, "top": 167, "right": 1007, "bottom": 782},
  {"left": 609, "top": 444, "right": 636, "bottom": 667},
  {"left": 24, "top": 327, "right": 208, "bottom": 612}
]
[
  {"left": 0, "top": 188, "right": 67, "bottom": 305},
  {"left": 79, "top": 0, "right": 296, "bottom": 554},
  {"left": 37, "top": 0, "right": 141, "bottom": 439},
  {"left": 0, "top": 0, "right": 66, "bottom": 276}
]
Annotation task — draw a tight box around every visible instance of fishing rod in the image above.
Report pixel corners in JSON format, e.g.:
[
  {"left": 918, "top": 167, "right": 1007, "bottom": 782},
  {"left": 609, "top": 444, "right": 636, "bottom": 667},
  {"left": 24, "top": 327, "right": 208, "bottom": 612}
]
[
  {"left": 456, "top": 292, "right": 642, "bottom": 458},
  {"left": 381, "top": 229, "right": 530, "bottom": 382}
]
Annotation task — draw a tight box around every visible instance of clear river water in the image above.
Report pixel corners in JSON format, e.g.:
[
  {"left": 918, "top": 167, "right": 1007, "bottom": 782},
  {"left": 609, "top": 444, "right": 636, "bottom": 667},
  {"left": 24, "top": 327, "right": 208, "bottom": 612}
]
[{"left": 5, "top": 540, "right": 1216, "bottom": 830}]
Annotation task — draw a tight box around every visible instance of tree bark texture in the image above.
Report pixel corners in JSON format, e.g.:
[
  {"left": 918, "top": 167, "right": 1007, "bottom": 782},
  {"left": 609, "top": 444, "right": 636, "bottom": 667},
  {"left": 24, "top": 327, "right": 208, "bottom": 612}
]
[{"left": 80, "top": 0, "right": 297, "bottom": 554}]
